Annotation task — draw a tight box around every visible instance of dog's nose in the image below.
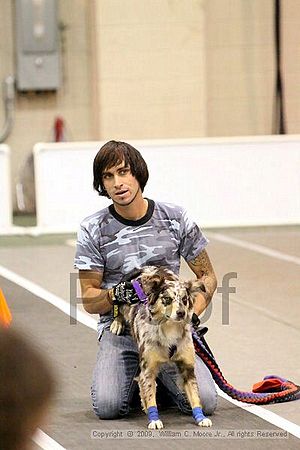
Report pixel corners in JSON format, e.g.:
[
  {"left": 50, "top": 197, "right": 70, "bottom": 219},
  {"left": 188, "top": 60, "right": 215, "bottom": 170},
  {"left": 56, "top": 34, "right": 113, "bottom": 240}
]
[{"left": 176, "top": 310, "right": 185, "bottom": 319}]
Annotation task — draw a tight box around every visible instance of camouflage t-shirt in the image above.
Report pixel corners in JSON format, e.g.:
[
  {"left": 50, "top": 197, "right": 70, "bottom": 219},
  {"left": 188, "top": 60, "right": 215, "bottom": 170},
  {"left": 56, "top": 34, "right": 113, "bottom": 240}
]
[{"left": 74, "top": 199, "right": 208, "bottom": 334}]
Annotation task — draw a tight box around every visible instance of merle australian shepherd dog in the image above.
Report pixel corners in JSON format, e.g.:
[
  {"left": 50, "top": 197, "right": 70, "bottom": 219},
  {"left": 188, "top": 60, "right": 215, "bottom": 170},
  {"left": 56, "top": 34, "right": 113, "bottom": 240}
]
[{"left": 110, "top": 266, "right": 212, "bottom": 429}]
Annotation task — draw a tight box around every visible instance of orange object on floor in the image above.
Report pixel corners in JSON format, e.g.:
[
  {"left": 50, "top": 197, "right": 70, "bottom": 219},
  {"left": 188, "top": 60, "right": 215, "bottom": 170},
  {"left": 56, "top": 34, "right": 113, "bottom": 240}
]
[
  {"left": 252, "top": 378, "right": 283, "bottom": 393},
  {"left": 0, "top": 288, "right": 12, "bottom": 327}
]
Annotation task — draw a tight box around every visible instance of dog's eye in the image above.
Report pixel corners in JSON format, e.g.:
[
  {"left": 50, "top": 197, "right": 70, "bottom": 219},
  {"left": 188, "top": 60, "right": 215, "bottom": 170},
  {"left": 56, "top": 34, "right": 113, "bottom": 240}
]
[
  {"left": 163, "top": 296, "right": 172, "bottom": 305},
  {"left": 182, "top": 296, "right": 187, "bottom": 305}
]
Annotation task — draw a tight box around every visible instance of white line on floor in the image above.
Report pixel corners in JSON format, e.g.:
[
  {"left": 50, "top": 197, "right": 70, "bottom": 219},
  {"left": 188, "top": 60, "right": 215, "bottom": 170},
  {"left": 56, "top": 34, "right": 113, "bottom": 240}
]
[
  {"left": 32, "top": 429, "right": 67, "bottom": 450},
  {"left": 0, "top": 264, "right": 96, "bottom": 450},
  {"left": 1, "top": 264, "right": 300, "bottom": 440},
  {"left": 205, "top": 232, "right": 300, "bottom": 265},
  {"left": 0, "top": 265, "right": 97, "bottom": 330},
  {"left": 216, "top": 388, "right": 300, "bottom": 438}
]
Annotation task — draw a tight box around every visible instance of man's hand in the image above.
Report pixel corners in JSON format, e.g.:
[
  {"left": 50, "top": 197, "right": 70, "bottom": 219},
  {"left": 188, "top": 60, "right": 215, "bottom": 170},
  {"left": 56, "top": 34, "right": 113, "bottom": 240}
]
[
  {"left": 112, "top": 281, "right": 140, "bottom": 305},
  {"left": 191, "top": 313, "right": 208, "bottom": 338}
]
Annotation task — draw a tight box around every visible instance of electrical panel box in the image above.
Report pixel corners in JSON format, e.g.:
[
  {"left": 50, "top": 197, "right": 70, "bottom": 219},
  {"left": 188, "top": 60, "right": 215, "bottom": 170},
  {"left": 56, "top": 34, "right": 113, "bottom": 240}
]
[{"left": 15, "top": 0, "right": 60, "bottom": 91}]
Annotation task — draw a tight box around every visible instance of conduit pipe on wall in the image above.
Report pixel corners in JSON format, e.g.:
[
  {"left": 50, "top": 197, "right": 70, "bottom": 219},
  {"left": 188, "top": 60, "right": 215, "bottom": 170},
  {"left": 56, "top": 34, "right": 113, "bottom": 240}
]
[{"left": 0, "top": 76, "right": 15, "bottom": 143}]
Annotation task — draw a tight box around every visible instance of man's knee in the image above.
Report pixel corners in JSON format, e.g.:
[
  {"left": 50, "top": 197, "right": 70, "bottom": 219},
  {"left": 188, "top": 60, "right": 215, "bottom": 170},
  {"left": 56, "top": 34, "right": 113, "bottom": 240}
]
[
  {"left": 200, "top": 388, "right": 218, "bottom": 416},
  {"left": 91, "top": 388, "right": 130, "bottom": 419},
  {"left": 194, "top": 356, "right": 218, "bottom": 415},
  {"left": 92, "top": 395, "right": 123, "bottom": 419}
]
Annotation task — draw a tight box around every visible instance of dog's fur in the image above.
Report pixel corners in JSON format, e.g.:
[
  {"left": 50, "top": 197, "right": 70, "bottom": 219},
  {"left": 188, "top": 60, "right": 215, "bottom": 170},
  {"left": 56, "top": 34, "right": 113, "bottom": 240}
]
[{"left": 110, "top": 266, "right": 212, "bottom": 429}]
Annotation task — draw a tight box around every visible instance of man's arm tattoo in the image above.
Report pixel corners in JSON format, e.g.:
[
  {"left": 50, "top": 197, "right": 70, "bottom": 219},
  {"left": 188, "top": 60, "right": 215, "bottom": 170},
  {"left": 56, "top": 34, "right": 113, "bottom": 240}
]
[{"left": 189, "top": 249, "right": 217, "bottom": 299}]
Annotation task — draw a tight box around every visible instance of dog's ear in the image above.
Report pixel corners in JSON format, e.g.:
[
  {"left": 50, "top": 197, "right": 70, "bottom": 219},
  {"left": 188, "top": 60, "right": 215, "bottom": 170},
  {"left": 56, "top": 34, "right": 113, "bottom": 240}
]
[
  {"left": 144, "top": 274, "right": 165, "bottom": 293},
  {"left": 142, "top": 273, "right": 165, "bottom": 304},
  {"left": 185, "top": 280, "right": 206, "bottom": 297}
]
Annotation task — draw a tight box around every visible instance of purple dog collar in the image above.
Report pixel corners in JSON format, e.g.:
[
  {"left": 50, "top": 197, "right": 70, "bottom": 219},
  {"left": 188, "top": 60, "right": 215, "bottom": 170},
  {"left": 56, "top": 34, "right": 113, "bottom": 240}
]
[{"left": 132, "top": 280, "right": 148, "bottom": 303}]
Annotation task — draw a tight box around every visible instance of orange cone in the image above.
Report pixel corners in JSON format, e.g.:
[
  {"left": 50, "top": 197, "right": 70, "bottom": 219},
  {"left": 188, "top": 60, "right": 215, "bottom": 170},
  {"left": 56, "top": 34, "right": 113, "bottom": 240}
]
[{"left": 0, "top": 288, "right": 12, "bottom": 327}]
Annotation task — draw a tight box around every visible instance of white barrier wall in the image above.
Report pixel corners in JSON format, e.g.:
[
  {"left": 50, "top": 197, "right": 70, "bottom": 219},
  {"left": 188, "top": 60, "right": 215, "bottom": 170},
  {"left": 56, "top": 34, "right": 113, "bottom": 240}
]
[
  {"left": 0, "top": 145, "right": 12, "bottom": 232},
  {"left": 33, "top": 136, "right": 300, "bottom": 233}
]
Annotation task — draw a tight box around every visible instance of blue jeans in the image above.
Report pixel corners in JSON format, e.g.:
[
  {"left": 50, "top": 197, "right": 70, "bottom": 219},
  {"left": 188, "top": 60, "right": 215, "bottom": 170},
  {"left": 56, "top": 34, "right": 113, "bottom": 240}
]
[{"left": 91, "top": 327, "right": 217, "bottom": 419}]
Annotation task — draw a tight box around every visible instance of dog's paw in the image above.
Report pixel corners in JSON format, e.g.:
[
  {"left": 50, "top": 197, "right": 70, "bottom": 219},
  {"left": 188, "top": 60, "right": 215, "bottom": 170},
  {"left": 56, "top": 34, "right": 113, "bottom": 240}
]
[
  {"left": 110, "top": 319, "right": 124, "bottom": 335},
  {"left": 197, "top": 418, "right": 212, "bottom": 427},
  {"left": 148, "top": 420, "right": 164, "bottom": 430}
]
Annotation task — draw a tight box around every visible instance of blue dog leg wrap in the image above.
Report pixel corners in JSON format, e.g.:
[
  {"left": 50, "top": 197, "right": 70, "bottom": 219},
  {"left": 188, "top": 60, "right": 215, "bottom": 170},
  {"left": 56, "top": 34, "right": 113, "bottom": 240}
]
[
  {"left": 192, "top": 407, "right": 206, "bottom": 423},
  {"left": 148, "top": 406, "right": 159, "bottom": 422}
]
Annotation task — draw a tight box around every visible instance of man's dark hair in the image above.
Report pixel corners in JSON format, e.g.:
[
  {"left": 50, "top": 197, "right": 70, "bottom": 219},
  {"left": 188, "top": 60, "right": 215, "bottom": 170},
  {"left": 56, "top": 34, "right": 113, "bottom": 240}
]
[{"left": 93, "top": 140, "right": 149, "bottom": 197}]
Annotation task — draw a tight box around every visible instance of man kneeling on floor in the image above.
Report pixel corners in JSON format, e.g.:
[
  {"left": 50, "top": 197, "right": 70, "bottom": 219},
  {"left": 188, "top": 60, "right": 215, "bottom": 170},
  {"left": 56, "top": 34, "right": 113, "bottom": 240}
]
[{"left": 74, "top": 140, "right": 218, "bottom": 419}]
